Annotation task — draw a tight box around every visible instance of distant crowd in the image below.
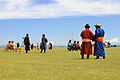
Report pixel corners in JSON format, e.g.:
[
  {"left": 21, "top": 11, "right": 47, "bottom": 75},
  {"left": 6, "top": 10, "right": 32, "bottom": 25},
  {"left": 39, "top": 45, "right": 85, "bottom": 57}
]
[
  {"left": 67, "top": 40, "right": 81, "bottom": 51},
  {"left": 6, "top": 41, "right": 20, "bottom": 52},
  {"left": 5, "top": 23, "right": 112, "bottom": 59},
  {"left": 5, "top": 34, "right": 52, "bottom": 53}
]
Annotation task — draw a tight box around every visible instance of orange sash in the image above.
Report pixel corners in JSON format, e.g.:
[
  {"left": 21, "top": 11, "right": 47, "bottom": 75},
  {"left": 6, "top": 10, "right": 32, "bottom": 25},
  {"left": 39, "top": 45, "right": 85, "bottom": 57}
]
[
  {"left": 96, "top": 37, "right": 103, "bottom": 42},
  {"left": 82, "top": 38, "right": 91, "bottom": 42}
]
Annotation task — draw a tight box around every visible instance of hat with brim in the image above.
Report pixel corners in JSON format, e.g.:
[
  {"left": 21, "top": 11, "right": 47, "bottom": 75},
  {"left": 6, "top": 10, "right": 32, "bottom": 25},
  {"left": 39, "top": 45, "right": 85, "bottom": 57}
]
[
  {"left": 85, "top": 24, "right": 90, "bottom": 27},
  {"left": 95, "top": 24, "right": 101, "bottom": 27}
]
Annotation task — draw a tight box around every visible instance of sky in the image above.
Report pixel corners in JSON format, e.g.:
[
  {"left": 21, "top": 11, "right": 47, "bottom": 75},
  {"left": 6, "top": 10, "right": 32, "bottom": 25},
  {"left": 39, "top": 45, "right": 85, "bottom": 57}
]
[{"left": 0, "top": 0, "right": 120, "bottom": 46}]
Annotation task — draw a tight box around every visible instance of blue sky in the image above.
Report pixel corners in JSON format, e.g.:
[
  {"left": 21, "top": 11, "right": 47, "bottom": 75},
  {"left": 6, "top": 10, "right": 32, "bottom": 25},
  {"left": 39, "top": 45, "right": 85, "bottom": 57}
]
[{"left": 0, "top": 0, "right": 120, "bottom": 45}]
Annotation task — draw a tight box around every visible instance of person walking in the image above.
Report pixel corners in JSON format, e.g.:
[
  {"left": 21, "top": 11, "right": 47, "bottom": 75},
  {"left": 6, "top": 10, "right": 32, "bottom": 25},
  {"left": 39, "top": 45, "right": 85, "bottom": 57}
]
[
  {"left": 40, "top": 34, "right": 48, "bottom": 53},
  {"left": 24, "top": 34, "right": 30, "bottom": 53}
]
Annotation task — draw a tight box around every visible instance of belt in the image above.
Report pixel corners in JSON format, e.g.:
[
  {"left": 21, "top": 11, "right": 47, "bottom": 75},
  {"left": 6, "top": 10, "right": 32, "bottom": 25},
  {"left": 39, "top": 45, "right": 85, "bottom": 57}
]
[
  {"left": 96, "top": 37, "right": 103, "bottom": 42},
  {"left": 82, "top": 38, "right": 91, "bottom": 42}
]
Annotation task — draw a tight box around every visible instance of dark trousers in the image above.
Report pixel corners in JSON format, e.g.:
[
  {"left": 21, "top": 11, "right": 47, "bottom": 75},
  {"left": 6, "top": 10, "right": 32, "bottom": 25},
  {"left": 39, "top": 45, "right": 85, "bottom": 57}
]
[
  {"left": 81, "top": 54, "right": 90, "bottom": 59},
  {"left": 41, "top": 44, "right": 46, "bottom": 53},
  {"left": 68, "top": 46, "right": 72, "bottom": 51},
  {"left": 41, "top": 49, "right": 46, "bottom": 53},
  {"left": 25, "top": 45, "right": 30, "bottom": 53}
]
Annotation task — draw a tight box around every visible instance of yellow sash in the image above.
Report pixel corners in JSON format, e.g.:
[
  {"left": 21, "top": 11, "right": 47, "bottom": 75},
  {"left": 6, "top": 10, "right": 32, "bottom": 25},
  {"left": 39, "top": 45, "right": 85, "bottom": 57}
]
[{"left": 82, "top": 38, "right": 91, "bottom": 42}]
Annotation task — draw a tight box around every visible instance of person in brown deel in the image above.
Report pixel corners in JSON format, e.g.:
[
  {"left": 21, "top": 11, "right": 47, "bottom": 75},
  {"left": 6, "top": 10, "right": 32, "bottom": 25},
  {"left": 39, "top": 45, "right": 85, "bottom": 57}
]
[{"left": 80, "top": 24, "right": 94, "bottom": 59}]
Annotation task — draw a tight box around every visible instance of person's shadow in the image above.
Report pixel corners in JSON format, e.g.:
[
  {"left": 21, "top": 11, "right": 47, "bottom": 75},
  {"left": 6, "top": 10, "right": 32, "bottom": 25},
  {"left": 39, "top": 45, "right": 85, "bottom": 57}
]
[{"left": 71, "top": 58, "right": 99, "bottom": 60}]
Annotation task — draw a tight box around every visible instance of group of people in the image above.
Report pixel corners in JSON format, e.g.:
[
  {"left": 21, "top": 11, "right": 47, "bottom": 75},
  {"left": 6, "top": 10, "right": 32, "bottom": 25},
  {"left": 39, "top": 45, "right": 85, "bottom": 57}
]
[
  {"left": 80, "top": 24, "right": 105, "bottom": 59},
  {"left": 24, "top": 34, "right": 48, "bottom": 53},
  {"left": 7, "top": 41, "right": 15, "bottom": 50},
  {"left": 5, "top": 23, "right": 105, "bottom": 59},
  {"left": 6, "top": 41, "right": 20, "bottom": 51},
  {"left": 31, "top": 42, "right": 52, "bottom": 50},
  {"left": 104, "top": 41, "right": 111, "bottom": 48},
  {"left": 67, "top": 40, "right": 81, "bottom": 51},
  {"left": 6, "top": 34, "right": 50, "bottom": 53}
]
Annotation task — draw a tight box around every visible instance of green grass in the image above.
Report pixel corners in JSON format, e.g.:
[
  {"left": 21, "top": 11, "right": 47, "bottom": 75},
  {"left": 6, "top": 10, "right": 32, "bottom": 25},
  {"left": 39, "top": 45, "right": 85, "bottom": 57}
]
[{"left": 0, "top": 47, "right": 120, "bottom": 80}]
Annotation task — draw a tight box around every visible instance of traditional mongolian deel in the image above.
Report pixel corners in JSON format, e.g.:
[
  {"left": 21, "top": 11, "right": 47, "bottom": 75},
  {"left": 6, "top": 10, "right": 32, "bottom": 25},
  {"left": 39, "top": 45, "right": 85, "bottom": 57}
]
[
  {"left": 81, "top": 29, "right": 94, "bottom": 55},
  {"left": 24, "top": 34, "right": 30, "bottom": 53},
  {"left": 94, "top": 27, "right": 105, "bottom": 57},
  {"left": 41, "top": 37, "right": 48, "bottom": 50},
  {"left": 40, "top": 36, "right": 48, "bottom": 53}
]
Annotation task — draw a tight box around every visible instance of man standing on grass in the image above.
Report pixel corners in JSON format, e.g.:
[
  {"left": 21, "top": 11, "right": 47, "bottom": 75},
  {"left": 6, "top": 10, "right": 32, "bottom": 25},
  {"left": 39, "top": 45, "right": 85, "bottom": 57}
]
[
  {"left": 40, "top": 34, "right": 48, "bottom": 53},
  {"left": 24, "top": 34, "right": 30, "bottom": 53},
  {"left": 80, "top": 24, "right": 94, "bottom": 59},
  {"left": 93, "top": 24, "right": 105, "bottom": 59}
]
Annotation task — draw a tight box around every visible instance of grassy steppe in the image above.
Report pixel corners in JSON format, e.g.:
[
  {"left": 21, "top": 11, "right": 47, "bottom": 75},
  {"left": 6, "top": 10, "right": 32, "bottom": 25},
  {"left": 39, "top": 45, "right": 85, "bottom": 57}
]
[{"left": 0, "top": 47, "right": 120, "bottom": 80}]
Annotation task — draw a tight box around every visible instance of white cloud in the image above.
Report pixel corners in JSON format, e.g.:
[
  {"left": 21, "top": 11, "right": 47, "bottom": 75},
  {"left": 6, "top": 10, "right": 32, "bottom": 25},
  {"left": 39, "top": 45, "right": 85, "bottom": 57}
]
[
  {"left": 0, "top": 0, "right": 120, "bottom": 19},
  {"left": 106, "top": 38, "right": 120, "bottom": 43}
]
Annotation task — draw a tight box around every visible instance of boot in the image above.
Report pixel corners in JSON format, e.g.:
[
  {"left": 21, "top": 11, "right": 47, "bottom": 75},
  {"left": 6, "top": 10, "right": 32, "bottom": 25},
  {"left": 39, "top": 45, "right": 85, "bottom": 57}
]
[
  {"left": 40, "top": 50, "right": 43, "bottom": 53},
  {"left": 87, "top": 55, "right": 90, "bottom": 59},
  {"left": 26, "top": 50, "right": 28, "bottom": 53},
  {"left": 44, "top": 49, "right": 46, "bottom": 53},
  {"left": 96, "top": 56, "right": 99, "bottom": 59},
  {"left": 103, "top": 56, "right": 105, "bottom": 59},
  {"left": 81, "top": 55, "right": 84, "bottom": 59}
]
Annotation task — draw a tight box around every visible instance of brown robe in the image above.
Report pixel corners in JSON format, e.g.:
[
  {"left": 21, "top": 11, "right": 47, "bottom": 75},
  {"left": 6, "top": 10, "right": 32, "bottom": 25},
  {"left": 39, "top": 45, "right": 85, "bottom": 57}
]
[{"left": 80, "top": 29, "right": 94, "bottom": 55}]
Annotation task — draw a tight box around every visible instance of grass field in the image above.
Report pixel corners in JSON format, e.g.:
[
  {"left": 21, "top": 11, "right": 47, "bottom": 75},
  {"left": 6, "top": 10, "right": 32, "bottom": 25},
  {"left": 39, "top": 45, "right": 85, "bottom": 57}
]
[{"left": 0, "top": 47, "right": 120, "bottom": 80}]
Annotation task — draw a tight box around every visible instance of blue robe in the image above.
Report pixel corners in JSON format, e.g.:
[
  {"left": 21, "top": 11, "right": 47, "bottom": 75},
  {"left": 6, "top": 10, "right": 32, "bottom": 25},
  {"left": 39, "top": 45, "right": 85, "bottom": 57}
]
[
  {"left": 41, "top": 38, "right": 48, "bottom": 50},
  {"left": 94, "top": 28, "right": 105, "bottom": 57},
  {"left": 68, "top": 42, "right": 72, "bottom": 47}
]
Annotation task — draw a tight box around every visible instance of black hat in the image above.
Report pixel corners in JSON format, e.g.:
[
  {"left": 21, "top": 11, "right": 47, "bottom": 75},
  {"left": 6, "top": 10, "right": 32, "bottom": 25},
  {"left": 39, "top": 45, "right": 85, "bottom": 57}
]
[
  {"left": 26, "top": 34, "right": 29, "bottom": 36},
  {"left": 85, "top": 24, "right": 90, "bottom": 28},
  {"left": 42, "top": 34, "right": 45, "bottom": 36}
]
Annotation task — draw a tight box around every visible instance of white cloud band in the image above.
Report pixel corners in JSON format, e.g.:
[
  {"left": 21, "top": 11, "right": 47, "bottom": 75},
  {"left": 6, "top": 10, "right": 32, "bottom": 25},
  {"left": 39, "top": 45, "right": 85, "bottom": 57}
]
[
  {"left": 106, "top": 38, "right": 120, "bottom": 43},
  {"left": 0, "top": 0, "right": 120, "bottom": 19}
]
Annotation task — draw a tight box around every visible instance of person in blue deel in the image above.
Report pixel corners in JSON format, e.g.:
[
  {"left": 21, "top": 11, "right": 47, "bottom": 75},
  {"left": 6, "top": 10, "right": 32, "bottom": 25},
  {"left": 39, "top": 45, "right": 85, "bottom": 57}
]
[
  {"left": 108, "top": 42, "right": 111, "bottom": 48},
  {"left": 40, "top": 34, "right": 48, "bottom": 53},
  {"left": 93, "top": 24, "right": 105, "bottom": 59}
]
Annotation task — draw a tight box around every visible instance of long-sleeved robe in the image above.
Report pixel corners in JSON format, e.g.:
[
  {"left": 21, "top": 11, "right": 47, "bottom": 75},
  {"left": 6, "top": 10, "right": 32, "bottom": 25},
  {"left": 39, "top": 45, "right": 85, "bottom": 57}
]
[
  {"left": 80, "top": 29, "right": 94, "bottom": 55},
  {"left": 93, "top": 28, "right": 105, "bottom": 57},
  {"left": 41, "top": 37, "right": 48, "bottom": 50},
  {"left": 24, "top": 36, "right": 30, "bottom": 51}
]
